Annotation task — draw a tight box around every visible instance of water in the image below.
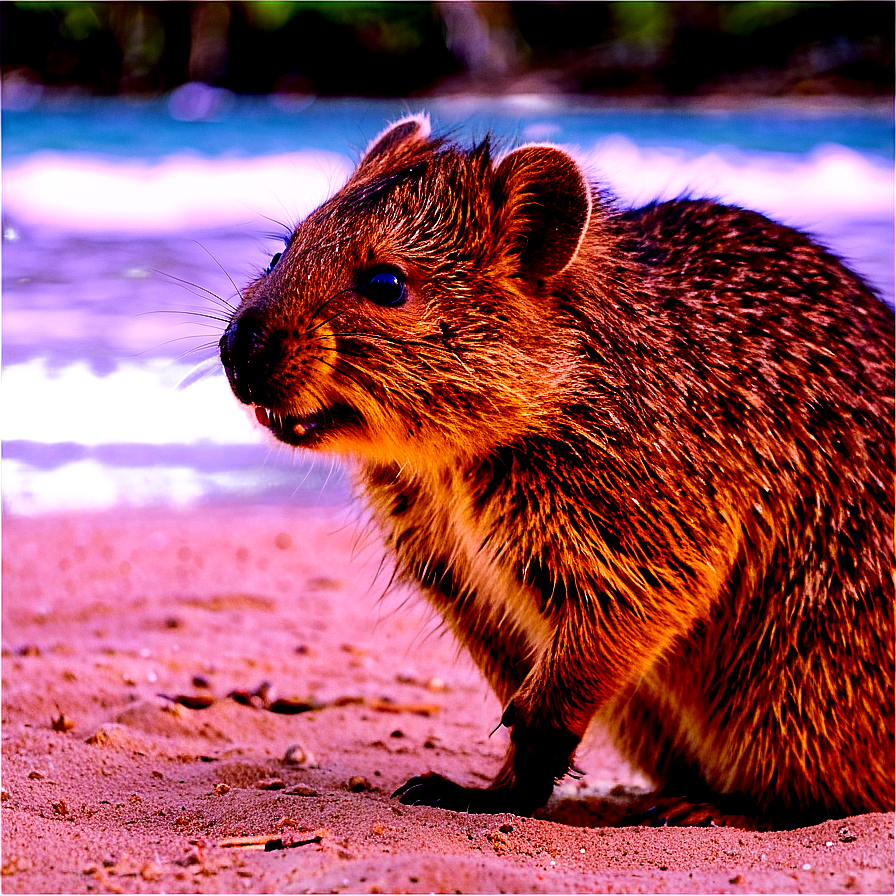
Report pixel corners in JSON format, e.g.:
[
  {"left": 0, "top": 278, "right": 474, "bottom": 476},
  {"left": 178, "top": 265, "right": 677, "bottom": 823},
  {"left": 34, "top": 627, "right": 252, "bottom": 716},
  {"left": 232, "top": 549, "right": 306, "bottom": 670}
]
[
  {"left": 5, "top": 93, "right": 894, "bottom": 160},
  {"left": 2, "top": 93, "right": 893, "bottom": 515}
]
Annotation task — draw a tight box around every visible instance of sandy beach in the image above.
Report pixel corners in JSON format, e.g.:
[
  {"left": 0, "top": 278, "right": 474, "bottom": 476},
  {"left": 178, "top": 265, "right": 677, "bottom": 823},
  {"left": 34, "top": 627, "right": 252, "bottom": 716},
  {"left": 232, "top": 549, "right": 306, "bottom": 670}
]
[{"left": 1, "top": 502, "right": 893, "bottom": 894}]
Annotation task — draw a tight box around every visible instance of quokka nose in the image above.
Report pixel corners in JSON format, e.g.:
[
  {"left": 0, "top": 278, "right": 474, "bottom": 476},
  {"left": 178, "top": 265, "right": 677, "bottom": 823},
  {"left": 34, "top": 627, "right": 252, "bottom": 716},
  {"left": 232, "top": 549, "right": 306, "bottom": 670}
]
[{"left": 219, "top": 313, "right": 271, "bottom": 406}]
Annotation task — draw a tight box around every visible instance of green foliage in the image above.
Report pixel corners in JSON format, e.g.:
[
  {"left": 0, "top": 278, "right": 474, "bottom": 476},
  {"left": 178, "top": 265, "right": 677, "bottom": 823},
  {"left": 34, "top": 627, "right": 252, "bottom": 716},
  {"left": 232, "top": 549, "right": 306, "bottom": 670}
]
[
  {"left": 720, "top": 1, "right": 806, "bottom": 36},
  {"left": 240, "top": 1, "right": 302, "bottom": 32},
  {"left": 59, "top": 3, "right": 103, "bottom": 41},
  {"left": 240, "top": 1, "right": 429, "bottom": 52},
  {"left": 609, "top": 1, "right": 673, "bottom": 46}
]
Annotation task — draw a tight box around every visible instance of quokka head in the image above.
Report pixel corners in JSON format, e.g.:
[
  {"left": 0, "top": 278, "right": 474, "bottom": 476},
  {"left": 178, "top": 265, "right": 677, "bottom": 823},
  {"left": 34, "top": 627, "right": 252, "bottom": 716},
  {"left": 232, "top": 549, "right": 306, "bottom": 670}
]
[{"left": 220, "top": 114, "right": 595, "bottom": 466}]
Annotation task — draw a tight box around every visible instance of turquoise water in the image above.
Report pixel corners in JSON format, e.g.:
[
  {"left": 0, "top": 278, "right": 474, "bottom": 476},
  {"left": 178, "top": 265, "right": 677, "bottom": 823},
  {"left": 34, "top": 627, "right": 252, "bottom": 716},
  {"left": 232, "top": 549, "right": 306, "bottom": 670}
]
[{"left": 4, "top": 94, "right": 894, "bottom": 160}]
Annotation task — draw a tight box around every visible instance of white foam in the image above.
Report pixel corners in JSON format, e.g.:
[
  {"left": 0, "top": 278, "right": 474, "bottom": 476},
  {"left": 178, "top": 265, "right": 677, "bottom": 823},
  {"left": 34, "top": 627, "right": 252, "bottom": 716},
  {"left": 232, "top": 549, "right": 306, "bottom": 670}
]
[
  {"left": 2, "top": 141, "right": 891, "bottom": 235},
  {"left": 1, "top": 358, "right": 258, "bottom": 445},
  {"left": 585, "top": 136, "right": 894, "bottom": 228},
  {"left": 2, "top": 150, "right": 353, "bottom": 233},
  {"left": 3, "top": 457, "right": 188, "bottom": 515}
]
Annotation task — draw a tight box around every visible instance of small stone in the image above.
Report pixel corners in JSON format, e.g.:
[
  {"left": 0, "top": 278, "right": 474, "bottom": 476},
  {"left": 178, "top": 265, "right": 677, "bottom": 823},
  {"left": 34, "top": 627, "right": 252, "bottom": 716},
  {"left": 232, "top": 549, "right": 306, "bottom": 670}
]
[
  {"left": 214, "top": 783, "right": 231, "bottom": 794},
  {"left": 268, "top": 697, "right": 318, "bottom": 714},
  {"left": 1, "top": 856, "right": 32, "bottom": 875},
  {"left": 140, "top": 862, "right": 164, "bottom": 881},
  {"left": 85, "top": 724, "right": 125, "bottom": 745},
  {"left": 170, "top": 694, "right": 215, "bottom": 710},
  {"left": 51, "top": 713, "right": 75, "bottom": 733},
  {"left": 283, "top": 744, "right": 315, "bottom": 767},
  {"left": 284, "top": 784, "right": 317, "bottom": 796},
  {"left": 487, "top": 831, "right": 512, "bottom": 855},
  {"left": 255, "top": 777, "right": 286, "bottom": 791},
  {"left": 348, "top": 775, "right": 374, "bottom": 792}
]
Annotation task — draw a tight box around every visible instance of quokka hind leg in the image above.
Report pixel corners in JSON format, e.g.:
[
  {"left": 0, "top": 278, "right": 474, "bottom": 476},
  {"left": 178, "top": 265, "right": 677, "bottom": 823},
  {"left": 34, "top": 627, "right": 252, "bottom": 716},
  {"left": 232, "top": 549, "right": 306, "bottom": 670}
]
[{"left": 599, "top": 683, "right": 768, "bottom": 828}]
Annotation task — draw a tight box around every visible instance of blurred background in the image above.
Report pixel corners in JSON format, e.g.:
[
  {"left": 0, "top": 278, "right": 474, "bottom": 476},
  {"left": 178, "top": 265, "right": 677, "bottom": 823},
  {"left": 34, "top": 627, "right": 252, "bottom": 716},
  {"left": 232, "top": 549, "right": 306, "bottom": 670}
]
[
  {"left": 2, "top": 2, "right": 893, "bottom": 516},
  {"left": 2, "top": 1, "right": 894, "bottom": 100}
]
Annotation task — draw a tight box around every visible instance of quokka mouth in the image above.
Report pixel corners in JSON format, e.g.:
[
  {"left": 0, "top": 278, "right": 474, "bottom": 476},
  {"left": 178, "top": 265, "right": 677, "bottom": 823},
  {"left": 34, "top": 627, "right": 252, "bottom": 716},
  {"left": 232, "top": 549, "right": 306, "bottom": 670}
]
[{"left": 253, "top": 404, "right": 360, "bottom": 447}]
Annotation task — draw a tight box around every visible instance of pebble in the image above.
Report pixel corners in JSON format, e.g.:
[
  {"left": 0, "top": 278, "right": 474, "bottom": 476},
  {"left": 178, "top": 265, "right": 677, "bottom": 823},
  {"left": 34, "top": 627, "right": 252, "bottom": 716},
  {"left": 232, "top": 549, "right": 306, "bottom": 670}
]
[
  {"left": 283, "top": 744, "right": 316, "bottom": 767},
  {"left": 140, "top": 862, "right": 163, "bottom": 881},
  {"left": 284, "top": 784, "right": 317, "bottom": 796},
  {"left": 348, "top": 775, "right": 374, "bottom": 792},
  {"left": 255, "top": 777, "right": 286, "bottom": 790}
]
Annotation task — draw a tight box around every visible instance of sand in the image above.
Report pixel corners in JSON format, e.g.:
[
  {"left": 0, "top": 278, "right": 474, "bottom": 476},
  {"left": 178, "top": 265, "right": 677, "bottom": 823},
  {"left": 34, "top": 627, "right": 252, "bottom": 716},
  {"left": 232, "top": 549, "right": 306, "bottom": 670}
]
[{"left": 2, "top": 502, "right": 893, "bottom": 894}]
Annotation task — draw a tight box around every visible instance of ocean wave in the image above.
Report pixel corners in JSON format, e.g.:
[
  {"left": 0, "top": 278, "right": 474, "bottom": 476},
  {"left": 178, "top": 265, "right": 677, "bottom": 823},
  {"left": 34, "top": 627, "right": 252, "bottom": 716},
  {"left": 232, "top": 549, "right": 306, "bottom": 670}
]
[
  {"left": 1, "top": 357, "right": 257, "bottom": 446},
  {"left": 585, "top": 136, "right": 894, "bottom": 227},
  {"left": 2, "top": 140, "right": 892, "bottom": 235},
  {"left": 2, "top": 149, "right": 353, "bottom": 233}
]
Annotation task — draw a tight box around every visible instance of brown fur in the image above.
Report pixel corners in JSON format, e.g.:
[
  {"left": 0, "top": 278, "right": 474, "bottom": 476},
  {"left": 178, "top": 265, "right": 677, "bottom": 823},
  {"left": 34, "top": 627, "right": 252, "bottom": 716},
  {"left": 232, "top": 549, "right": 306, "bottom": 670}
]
[{"left": 220, "top": 115, "right": 895, "bottom": 827}]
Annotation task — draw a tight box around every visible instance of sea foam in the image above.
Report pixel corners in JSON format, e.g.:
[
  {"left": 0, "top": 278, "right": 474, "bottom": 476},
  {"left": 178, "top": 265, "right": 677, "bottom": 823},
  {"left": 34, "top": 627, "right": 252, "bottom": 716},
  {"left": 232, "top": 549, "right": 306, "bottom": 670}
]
[{"left": 3, "top": 140, "right": 891, "bottom": 235}]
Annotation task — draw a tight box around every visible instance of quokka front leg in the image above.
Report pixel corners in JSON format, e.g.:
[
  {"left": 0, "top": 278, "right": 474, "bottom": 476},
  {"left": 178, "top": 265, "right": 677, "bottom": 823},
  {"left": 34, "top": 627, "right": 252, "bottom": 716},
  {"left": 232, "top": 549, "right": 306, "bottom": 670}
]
[
  {"left": 495, "top": 575, "right": 715, "bottom": 815},
  {"left": 391, "top": 567, "right": 555, "bottom": 814}
]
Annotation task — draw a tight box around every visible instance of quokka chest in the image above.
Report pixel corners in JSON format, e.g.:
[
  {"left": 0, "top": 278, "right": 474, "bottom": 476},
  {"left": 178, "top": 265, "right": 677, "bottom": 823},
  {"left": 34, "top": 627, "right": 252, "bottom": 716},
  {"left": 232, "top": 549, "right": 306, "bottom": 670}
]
[{"left": 368, "top": 465, "right": 555, "bottom": 657}]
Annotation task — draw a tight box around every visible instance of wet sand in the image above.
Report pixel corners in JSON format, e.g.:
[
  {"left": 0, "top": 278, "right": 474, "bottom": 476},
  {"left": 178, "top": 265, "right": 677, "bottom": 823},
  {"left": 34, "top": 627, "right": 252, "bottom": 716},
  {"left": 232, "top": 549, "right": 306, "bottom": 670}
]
[{"left": 2, "top": 504, "right": 893, "bottom": 894}]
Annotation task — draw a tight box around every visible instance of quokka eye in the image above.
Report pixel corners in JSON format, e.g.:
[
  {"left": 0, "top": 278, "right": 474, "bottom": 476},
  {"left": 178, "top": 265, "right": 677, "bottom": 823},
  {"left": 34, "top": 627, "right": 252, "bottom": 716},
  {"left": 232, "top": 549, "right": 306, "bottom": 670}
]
[
  {"left": 265, "top": 251, "right": 282, "bottom": 275},
  {"left": 358, "top": 269, "right": 407, "bottom": 307}
]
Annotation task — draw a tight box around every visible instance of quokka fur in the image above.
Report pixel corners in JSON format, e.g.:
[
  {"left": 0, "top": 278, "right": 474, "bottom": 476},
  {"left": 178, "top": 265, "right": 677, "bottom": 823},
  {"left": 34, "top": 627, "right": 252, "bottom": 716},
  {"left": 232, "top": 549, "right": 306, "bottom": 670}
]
[{"left": 220, "top": 114, "right": 895, "bottom": 827}]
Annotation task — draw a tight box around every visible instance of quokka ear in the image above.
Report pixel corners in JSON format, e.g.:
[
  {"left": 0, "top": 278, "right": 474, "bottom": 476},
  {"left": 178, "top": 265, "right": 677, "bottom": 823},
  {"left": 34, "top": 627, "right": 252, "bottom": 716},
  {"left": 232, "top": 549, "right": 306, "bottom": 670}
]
[
  {"left": 355, "top": 113, "right": 432, "bottom": 177},
  {"left": 491, "top": 144, "right": 592, "bottom": 279}
]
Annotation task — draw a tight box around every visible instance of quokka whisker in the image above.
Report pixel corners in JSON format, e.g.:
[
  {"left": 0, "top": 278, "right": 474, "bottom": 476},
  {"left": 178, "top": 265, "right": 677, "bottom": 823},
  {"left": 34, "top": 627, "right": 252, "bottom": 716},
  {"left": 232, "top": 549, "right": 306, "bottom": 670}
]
[
  {"left": 304, "top": 335, "right": 457, "bottom": 373},
  {"left": 139, "top": 308, "right": 231, "bottom": 328},
  {"left": 193, "top": 240, "right": 246, "bottom": 307},
  {"left": 152, "top": 269, "right": 239, "bottom": 314},
  {"left": 176, "top": 340, "right": 224, "bottom": 361},
  {"left": 329, "top": 332, "right": 472, "bottom": 373},
  {"left": 305, "top": 288, "right": 356, "bottom": 333},
  {"left": 139, "top": 335, "right": 223, "bottom": 359},
  {"left": 313, "top": 355, "right": 372, "bottom": 396},
  {"left": 177, "top": 356, "right": 225, "bottom": 390}
]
